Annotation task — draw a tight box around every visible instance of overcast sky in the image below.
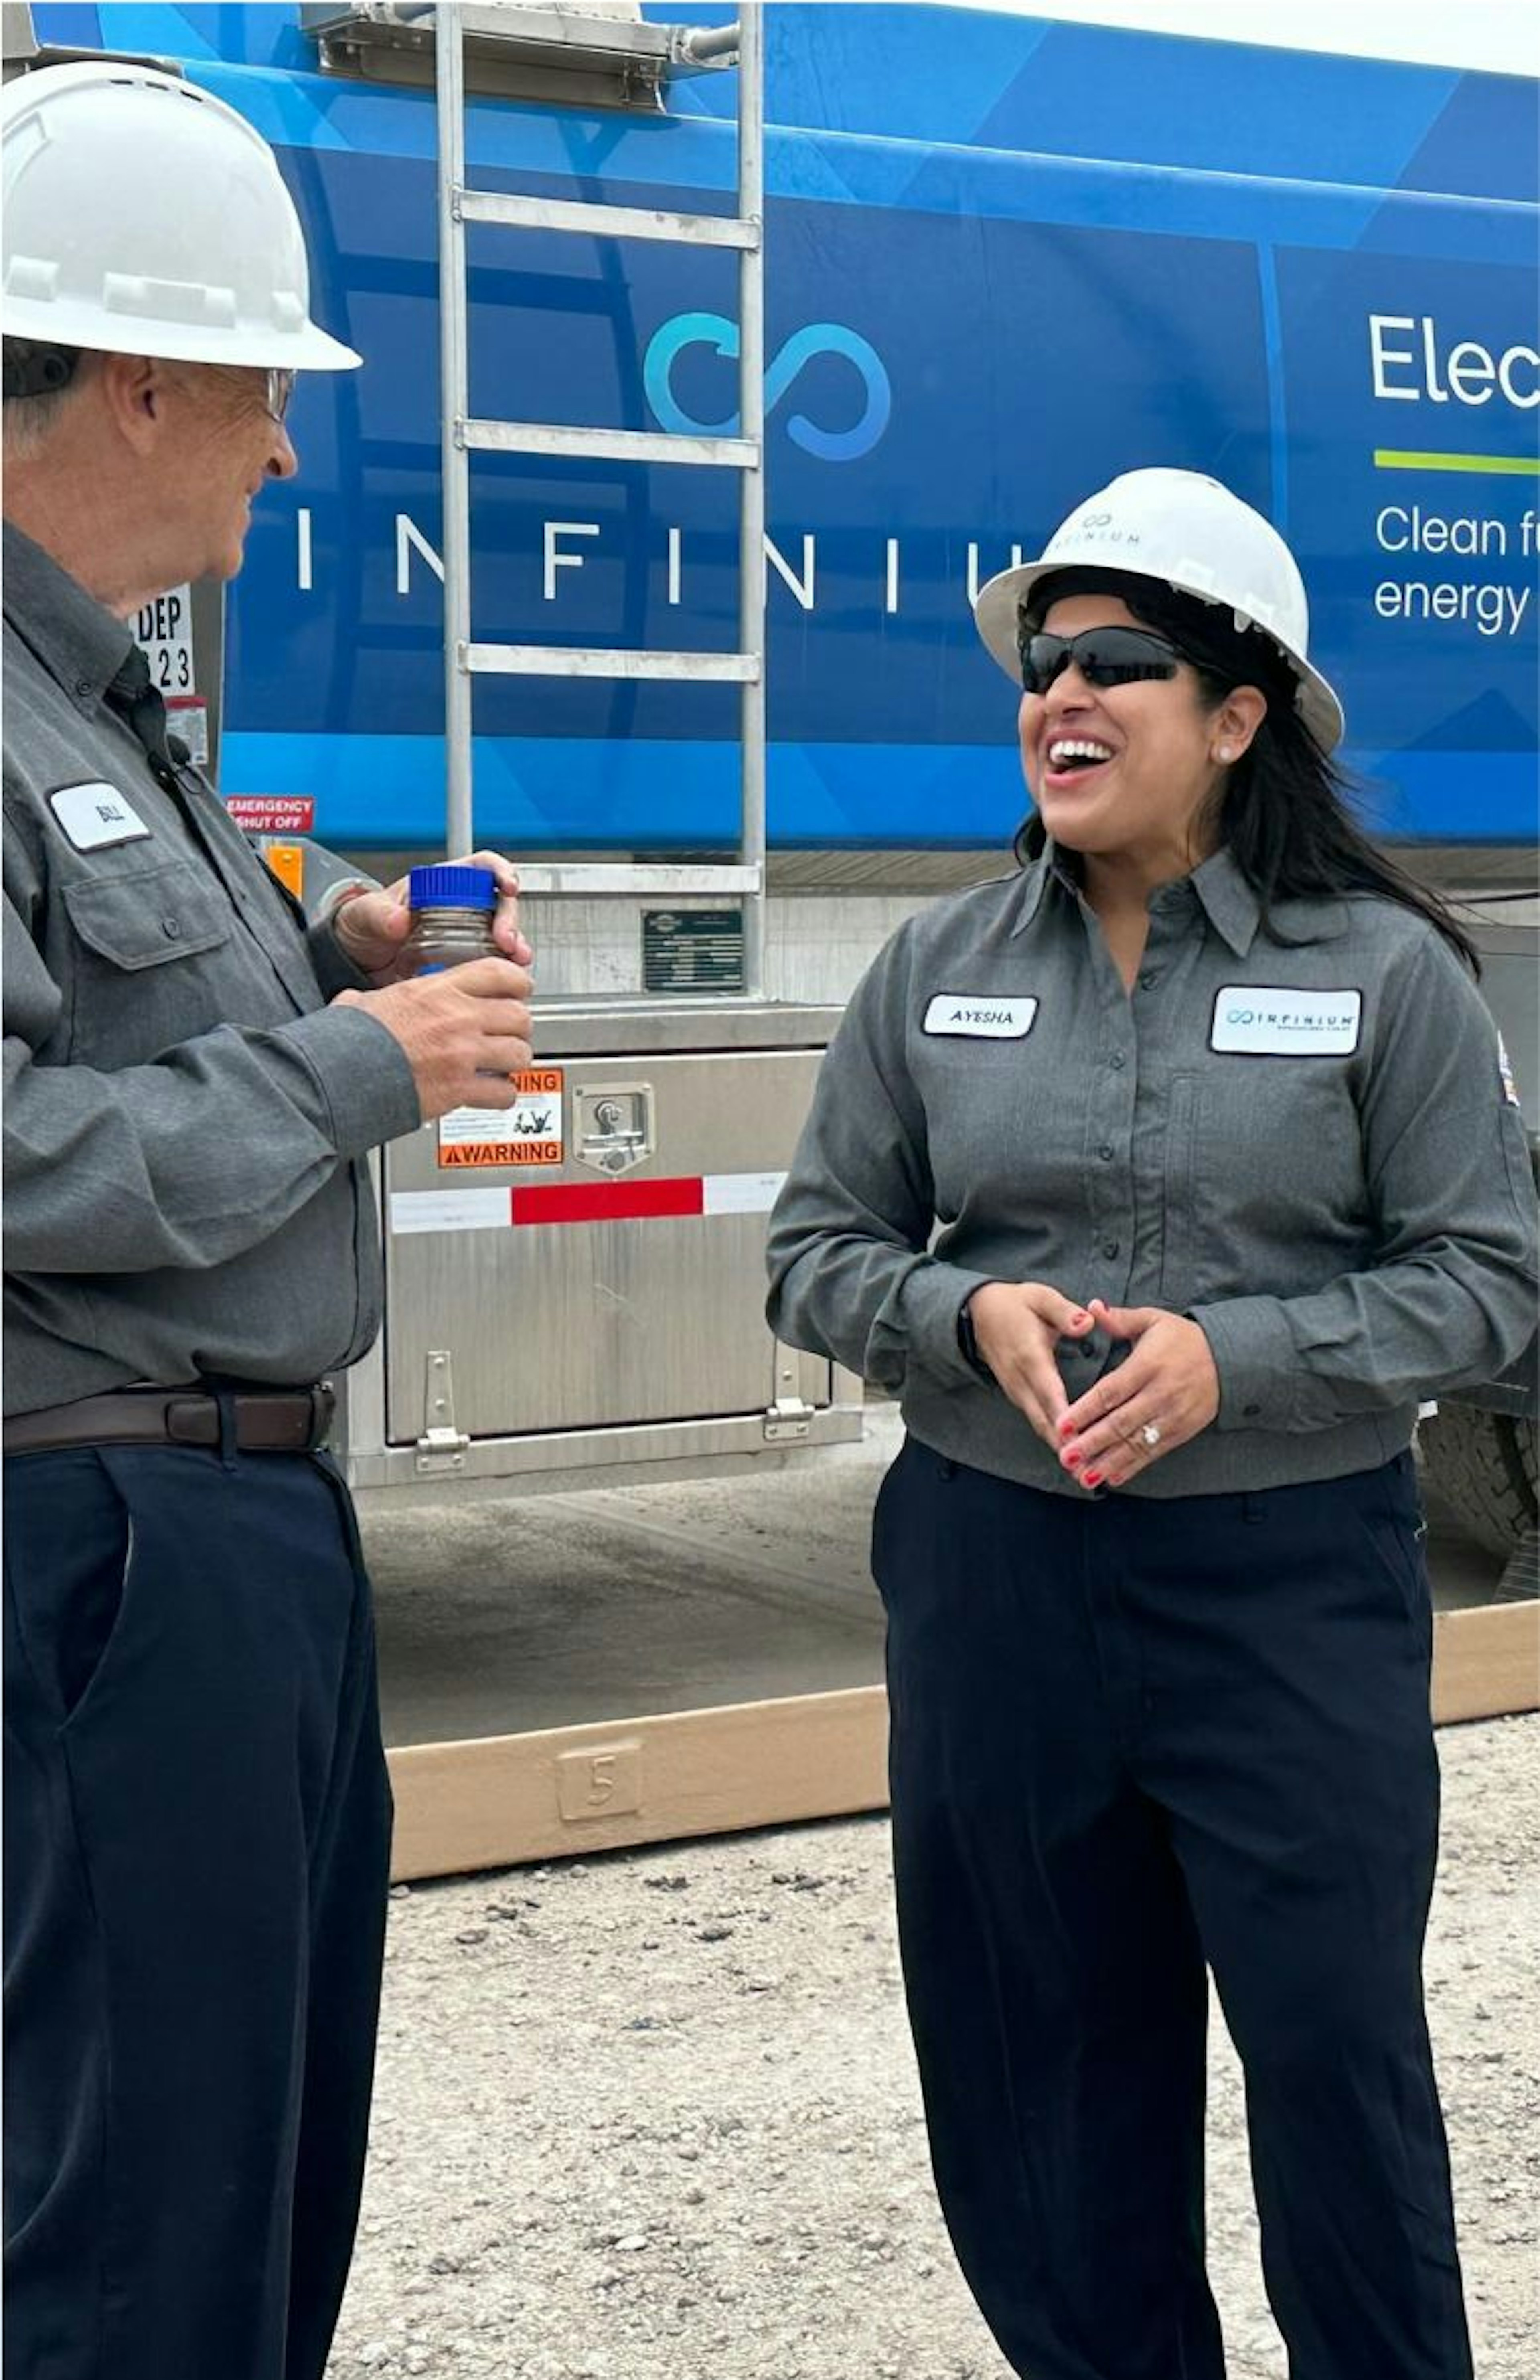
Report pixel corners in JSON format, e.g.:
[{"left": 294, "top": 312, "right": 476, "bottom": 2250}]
[{"left": 941, "top": 0, "right": 1539, "bottom": 76}]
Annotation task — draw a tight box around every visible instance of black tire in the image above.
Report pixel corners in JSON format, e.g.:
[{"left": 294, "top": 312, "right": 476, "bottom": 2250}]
[{"left": 1416, "top": 1402, "right": 1539, "bottom": 1557}]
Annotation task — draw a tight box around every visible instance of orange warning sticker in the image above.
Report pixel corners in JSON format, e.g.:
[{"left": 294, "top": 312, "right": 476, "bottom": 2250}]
[
  {"left": 441, "top": 1139, "right": 562, "bottom": 1170},
  {"left": 437, "top": 1068, "right": 565, "bottom": 1170}
]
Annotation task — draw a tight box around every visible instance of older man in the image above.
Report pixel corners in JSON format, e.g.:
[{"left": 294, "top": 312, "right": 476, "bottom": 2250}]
[{"left": 2, "top": 60, "right": 532, "bottom": 2380}]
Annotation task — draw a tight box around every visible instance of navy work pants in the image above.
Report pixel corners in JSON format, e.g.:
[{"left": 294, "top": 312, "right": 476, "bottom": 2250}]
[
  {"left": 873, "top": 1435, "right": 1471, "bottom": 2380},
  {"left": 4, "top": 1439, "right": 392, "bottom": 2380}
]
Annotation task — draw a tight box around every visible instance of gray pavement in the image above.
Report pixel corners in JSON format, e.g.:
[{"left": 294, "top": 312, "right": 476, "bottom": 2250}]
[
  {"left": 364, "top": 1409, "right": 1510, "bottom": 1752},
  {"left": 328, "top": 1714, "right": 1540, "bottom": 2380}
]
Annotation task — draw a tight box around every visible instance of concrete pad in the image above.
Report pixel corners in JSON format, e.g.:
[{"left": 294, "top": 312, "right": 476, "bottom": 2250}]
[{"left": 364, "top": 1409, "right": 1516, "bottom": 1752}]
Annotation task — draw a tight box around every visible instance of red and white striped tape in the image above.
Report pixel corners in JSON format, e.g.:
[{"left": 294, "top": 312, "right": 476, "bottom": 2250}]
[{"left": 390, "top": 1169, "right": 787, "bottom": 1237}]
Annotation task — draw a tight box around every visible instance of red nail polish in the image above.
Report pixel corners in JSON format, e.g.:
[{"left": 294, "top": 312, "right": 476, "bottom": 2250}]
[
  {"left": 1082, "top": 1470, "right": 1104, "bottom": 1489},
  {"left": 1071, "top": 1311, "right": 1090, "bottom": 1327},
  {"left": 1064, "top": 1448, "right": 1083, "bottom": 1469},
  {"left": 1057, "top": 1416, "right": 1076, "bottom": 1437}
]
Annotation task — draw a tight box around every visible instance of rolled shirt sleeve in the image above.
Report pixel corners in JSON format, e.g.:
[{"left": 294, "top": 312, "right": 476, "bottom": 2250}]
[{"left": 1191, "top": 929, "right": 1539, "bottom": 1432}]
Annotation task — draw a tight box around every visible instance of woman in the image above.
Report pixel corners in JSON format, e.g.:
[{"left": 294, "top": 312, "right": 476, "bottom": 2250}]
[{"left": 765, "top": 468, "right": 1536, "bottom": 2380}]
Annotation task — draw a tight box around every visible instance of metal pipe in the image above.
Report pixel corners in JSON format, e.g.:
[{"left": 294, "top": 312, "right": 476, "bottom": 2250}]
[
  {"left": 679, "top": 21, "right": 741, "bottom": 65},
  {"left": 436, "top": 3, "right": 474, "bottom": 857},
  {"left": 735, "top": 4, "right": 767, "bottom": 999}
]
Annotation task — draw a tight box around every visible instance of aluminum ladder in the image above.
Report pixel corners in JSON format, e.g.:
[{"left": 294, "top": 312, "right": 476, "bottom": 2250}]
[{"left": 434, "top": 5, "right": 768, "bottom": 992}]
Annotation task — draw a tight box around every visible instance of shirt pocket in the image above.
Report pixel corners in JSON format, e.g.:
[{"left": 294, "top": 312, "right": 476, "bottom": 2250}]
[
  {"left": 63, "top": 859, "right": 231, "bottom": 969},
  {"left": 1169, "top": 1053, "right": 1368, "bottom": 1305},
  {"left": 922, "top": 1036, "right": 1086, "bottom": 1235},
  {"left": 60, "top": 858, "right": 233, "bottom": 1064}
]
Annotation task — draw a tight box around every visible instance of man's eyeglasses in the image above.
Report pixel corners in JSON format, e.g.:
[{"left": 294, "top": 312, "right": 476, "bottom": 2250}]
[
  {"left": 263, "top": 367, "right": 296, "bottom": 425},
  {"left": 1017, "top": 623, "right": 1185, "bottom": 696}
]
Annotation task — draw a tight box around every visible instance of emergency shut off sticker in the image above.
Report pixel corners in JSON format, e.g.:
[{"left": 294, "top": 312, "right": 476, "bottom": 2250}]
[{"left": 437, "top": 1067, "right": 565, "bottom": 1168}]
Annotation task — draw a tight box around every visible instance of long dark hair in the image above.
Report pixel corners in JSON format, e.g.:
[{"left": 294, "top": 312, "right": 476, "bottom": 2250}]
[{"left": 1013, "top": 567, "right": 1479, "bottom": 972}]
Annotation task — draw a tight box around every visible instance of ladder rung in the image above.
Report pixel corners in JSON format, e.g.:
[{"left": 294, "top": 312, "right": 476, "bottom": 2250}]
[
  {"left": 465, "top": 643, "right": 759, "bottom": 683},
  {"left": 464, "top": 419, "right": 756, "bottom": 470},
  {"left": 513, "top": 865, "right": 762, "bottom": 897},
  {"left": 460, "top": 189, "right": 759, "bottom": 251}
]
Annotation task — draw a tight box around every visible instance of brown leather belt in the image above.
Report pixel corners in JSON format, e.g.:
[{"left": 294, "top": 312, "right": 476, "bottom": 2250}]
[{"left": 3, "top": 1384, "right": 335, "bottom": 1458}]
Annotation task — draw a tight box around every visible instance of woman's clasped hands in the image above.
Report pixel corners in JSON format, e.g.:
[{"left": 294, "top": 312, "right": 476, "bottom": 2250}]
[{"left": 965, "top": 1284, "right": 1219, "bottom": 1490}]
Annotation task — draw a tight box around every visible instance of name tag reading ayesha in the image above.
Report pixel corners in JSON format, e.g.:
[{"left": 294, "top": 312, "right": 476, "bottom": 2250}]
[
  {"left": 923, "top": 994, "right": 1038, "bottom": 1039},
  {"left": 49, "top": 782, "right": 152, "bottom": 852},
  {"left": 1210, "top": 987, "right": 1362, "bottom": 1057}
]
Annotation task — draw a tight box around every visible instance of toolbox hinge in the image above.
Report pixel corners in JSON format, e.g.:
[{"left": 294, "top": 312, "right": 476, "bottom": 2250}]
[
  {"left": 416, "top": 1347, "right": 470, "bottom": 1471},
  {"left": 763, "top": 1342, "right": 815, "bottom": 1442}
]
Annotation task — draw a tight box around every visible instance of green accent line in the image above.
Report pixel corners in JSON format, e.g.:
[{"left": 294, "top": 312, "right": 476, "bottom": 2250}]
[{"left": 1374, "top": 449, "right": 1540, "bottom": 477}]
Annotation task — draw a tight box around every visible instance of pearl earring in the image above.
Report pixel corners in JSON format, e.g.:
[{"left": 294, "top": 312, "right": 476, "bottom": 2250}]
[{"left": 1216, "top": 745, "right": 1234, "bottom": 763}]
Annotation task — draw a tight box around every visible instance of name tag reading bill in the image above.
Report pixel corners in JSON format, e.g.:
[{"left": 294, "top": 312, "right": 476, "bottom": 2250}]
[
  {"left": 1210, "top": 987, "right": 1362, "bottom": 1057},
  {"left": 923, "top": 994, "right": 1038, "bottom": 1039},
  {"left": 49, "top": 782, "right": 152, "bottom": 852}
]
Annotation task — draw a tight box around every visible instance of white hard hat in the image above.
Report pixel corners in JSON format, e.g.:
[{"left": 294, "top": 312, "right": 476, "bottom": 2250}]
[
  {"left": 974, "top": 468, "right": 1344, "bottom": 752},
  {"left": 1, "top": 61, "right": 360, "bottom": 371}
]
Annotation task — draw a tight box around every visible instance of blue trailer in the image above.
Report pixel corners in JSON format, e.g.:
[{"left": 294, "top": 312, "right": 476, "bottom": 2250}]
[
  {"left": 25, "top": 1, "right": 1537, "bottom": 859},
  {"left": 17, "top": 1, "right": 1538, "bottom": 1568}
]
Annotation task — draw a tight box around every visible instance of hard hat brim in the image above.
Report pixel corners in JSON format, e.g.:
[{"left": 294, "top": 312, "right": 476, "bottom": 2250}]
[
  {"left": 1, "top": 291, "right": 361, "bottom": 372},
  {"left": 974, "top": 557, "right": 1346, "bottom": 754}
]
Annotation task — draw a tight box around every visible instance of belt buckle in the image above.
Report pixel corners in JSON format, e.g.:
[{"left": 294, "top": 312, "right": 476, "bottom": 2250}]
[{"left": 306, "top": 1381, "right": 336, "bottom": 1452}]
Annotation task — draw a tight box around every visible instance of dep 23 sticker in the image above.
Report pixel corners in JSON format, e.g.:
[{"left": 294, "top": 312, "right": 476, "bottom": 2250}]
[{"left": 437, "top": 1067, "right": 565, "bottom": 1169}]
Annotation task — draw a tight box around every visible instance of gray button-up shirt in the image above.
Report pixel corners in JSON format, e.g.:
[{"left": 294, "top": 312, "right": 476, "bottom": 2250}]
[
  {"left": 3, "top": 521, "right": 420, "bottom": 1416},
  {"left": 766, "top": 843, "right": 1538, "bottom": 1498}
]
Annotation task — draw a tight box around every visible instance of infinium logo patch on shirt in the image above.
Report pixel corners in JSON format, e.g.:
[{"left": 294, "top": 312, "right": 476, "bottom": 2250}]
[
  {"left": 923, "top": 994, "right": 1039, "bottom": 1039},
  {"left": 1210, "top": 987, "right": 1363, "bottom": 1057},
  {"left": 49, "top": 782, "right": 151, "bottom": 852}
]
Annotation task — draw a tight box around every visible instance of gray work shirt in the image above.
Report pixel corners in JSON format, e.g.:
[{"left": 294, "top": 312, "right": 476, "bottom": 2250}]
[
  {"left": 766, "top": 843, "right": 1538, "bottom": 1498},
  {"left": 3, "top": 521, "right": 421, "bottom": 1416}
]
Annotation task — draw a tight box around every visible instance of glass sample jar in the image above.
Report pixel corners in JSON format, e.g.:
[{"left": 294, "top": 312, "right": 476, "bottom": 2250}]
[{"left": 401, "top": 864, "right": 499, "bottom": 974}]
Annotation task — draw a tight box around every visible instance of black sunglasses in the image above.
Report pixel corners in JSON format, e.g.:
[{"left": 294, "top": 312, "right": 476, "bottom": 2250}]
[{"left": 1017, "top": 624, "right": 1186, "bottom": 695}]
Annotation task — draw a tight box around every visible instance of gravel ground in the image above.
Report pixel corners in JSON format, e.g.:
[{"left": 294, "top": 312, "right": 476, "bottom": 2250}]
[{"left": 331, "top": 1713, "right": 1538, "bottom": 2380}]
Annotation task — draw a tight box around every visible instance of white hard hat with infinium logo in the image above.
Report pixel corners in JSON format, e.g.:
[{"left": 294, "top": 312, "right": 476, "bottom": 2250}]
[
  {"left": 974, "top": 468, "right": 1345, "bottom": 752},
  {"left": 1, "top": 59, "right": 360, "bottom": 371}
]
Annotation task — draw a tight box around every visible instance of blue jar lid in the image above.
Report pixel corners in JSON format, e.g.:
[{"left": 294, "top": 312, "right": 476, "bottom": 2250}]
[{"left": 408, "top": 864, "right": 498, "bottom": 911}]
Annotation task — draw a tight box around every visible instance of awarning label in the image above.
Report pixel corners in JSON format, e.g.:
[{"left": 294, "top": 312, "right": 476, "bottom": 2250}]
[
  {"left": 922, "top": 994, "right": 1038, "bottom": 1039},
  {"left": 49, "top": 782, "right": 151, "bottom": 852},
  {"left": 1210, "top": 988, "right": 1362, "bottom": 1057},
  {"left": 437, "top": 1066, "right": 565, "bottom": 1169}
]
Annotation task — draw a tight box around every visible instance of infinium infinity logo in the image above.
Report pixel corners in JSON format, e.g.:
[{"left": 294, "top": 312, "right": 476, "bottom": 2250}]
[{"left": 644, "top": 312, "right": 891, "bottom": 462}]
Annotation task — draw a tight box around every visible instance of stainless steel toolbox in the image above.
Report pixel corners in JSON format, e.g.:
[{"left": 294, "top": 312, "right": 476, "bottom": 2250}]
[{"left": 335, "top": 998, "right": 863, "bottom": 1507}]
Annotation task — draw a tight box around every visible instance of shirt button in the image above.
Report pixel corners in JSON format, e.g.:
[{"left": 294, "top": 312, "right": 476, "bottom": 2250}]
[
  {"left": 1109, "top": 1051, "right": 1126, "bottom": 1070},
  {"left": 1139, "top": 970, "right": 1159, "bottom": 989},
  {"left": 1243, "top": 1402, "right": 1262, "bottom": 1418},
  {"left": 1101, "top": 1238, "right": 1120, "bottom": 1259},
  {"left": 1098, "top": 1143, "right": 1115, "bottom": 1162},
  {"left": 73, "top": 676, "right": 92, "bottom": 697},
  {"left": 161, "top": 917, "right": 182, "bottom": 940}
]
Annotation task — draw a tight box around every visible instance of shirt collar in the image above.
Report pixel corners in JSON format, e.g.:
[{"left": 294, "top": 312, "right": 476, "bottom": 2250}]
[
  {"left": 1186, "top": 846, "right": 1262, "bottom": 957},
  {"left": 2, "top": 519, "right": 136, "bottom": 713},
  {"left": 1011, "top": 837, "right": 1267, "bottom": 958},
  {"left": 1009, "top": 839, "right": 1083, "bottom": 935},
  {"left": 1188, "top": 847, "right": 1350, "bottom": 950}
]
